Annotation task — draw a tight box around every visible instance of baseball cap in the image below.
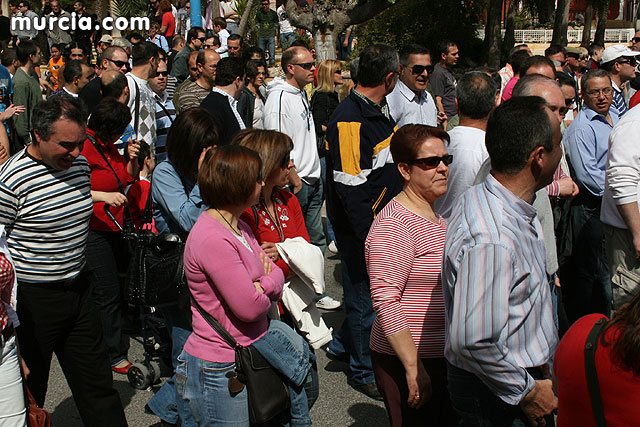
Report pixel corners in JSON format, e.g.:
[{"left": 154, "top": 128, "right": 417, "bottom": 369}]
[
  {"left": 601, "top": 44, "right": 640, "bottom": 64},
  {"left": 99, "top": 35, "right": 113, "bottom": 44}
]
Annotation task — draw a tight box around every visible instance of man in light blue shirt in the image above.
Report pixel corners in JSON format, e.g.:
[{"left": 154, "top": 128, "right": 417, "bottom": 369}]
[
  {"left": 387, "top": 44, "right": 443, "bottom": 128},
  {"left": 562, "top": 68, "right": 618, "bottom": 323}
]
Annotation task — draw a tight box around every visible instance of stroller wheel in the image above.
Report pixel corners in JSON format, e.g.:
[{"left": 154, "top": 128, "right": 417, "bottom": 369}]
[
  {"left": 128, "top": 362, "right": 153, "bottom": 390},
  {"left": 150, "top": 360, "right": 161, "bottom": 384}
]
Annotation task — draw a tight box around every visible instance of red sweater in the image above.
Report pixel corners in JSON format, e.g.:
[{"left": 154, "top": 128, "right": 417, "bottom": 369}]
[
  {"left": 240, "top": 188, "right": 309, "bottom": 278},
  {"left": 81, "top": 129, "right": 135, "bottom": 232},
  {"left": 554, "top": 313, "right": 640, "bottom": 426}
]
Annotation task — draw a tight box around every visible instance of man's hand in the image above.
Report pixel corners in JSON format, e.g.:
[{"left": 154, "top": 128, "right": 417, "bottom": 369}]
[
  {"left": 557, "top": 177, "right": 579, "bottom": 199},
  {"left": 519, "top": 379, "right": 557, "bottom": 426},
  {"left": 289, "top": 167, "right": 303, "bottom": 194}
]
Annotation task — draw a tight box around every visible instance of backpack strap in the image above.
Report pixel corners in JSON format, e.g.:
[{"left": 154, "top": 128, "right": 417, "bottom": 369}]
[{"left": 585, "top": 317, "right": 607, "bottom": 427}]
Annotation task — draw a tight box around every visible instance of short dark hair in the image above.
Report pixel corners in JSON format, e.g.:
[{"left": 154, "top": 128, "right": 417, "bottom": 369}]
[
  {"left": 131, "top": 41, "right": 159, "bottom": 67},
  {"left": 213, "top": 17, "right": 226, "bottom": 28},
  {"left": 137, "top": 140, "right": 151, "bottom": 169},
  {"left": 32, "top": 95, "right": 88, "bottom": 142},
  {"left": 63, "top": 60, "right": 85, "bottom": 83},
  {"left": 242, "top": 46, "right": 265, "bottom": 64},
  {"left": 437, "top": 40, "right": 457, "bottom": 59},
  {"left": 128, "top": 33, "right": 143, "bottom": 43},
  {"left": 244, "top": 59, "right": 265, "bottom": 82},
  {"left": 1, "top": 48, "right": 17, "bottom": 67},
  {"left": 519, "top": 55, "right": 555, "bottom": 76},
  {"left": 228, "top": 33, "right": 242, "bottom": 46},
  {"left": 186, "top": 27, "right": 205, "bottom": 44},
  {"left": 198, "top": 145, "right": 262, "bottom": 209},
  {"left": 544, "top": 44, "right": 565, "bottom": 58},
  {"left": 88, "top": 98, "right": 132, "bottom": 142},
  {"left": 508, "top": 45, "right": 528, "bottom": 64},
  {"left": 399, "top": 44, "right": 430, "bottom": 67},
  {"left": 101, "top": 71, "right": 128, "bottom": 99},
  {"left": 357, "top": 43, "right": 399, "bottom": 88},
  {"left": 510, "top": 50, "right": 531, "bottom": 76},
  {"left": 580, "top": 68, "right": 612, "bottom": 95},
  {"left": 485, "top": 96, "right": 554, "bottom": 174},
  {"left": 555, "top": 71, "right": 576, "bottom": 89},
  {"left": 587, "top": 43, "right": 604, "bottom": 57},
  {"left": 74, "top": 0, "right": 86, "bottom": 8},
  {"left": 390, "top": 124, "right": 450, "bottom": 166},
  {"left": 171, "top": 35, "right": 185, "bottom": 48},
  {"left": 456, "top": 71, "right": 498, "bottom": 119},
  {"left": 215, "top": 57, "right": 244, "bottom": 86},
  {"left": 166, "top": 108, "right": 222, "bottom": 180},
  {"left": 350, "top": 57, "right": 360, "bottom": 85},
  {"left": 16, "top": 40, "right": 38, "bottom": 64},
  {"left": 67, "top": 41, "right": 90, "bottom": 59}
]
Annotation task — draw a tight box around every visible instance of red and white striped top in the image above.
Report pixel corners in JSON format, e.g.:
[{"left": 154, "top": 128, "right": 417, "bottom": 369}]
[{"left": 365, "top": 199, "right": 447, "bottom": 359}]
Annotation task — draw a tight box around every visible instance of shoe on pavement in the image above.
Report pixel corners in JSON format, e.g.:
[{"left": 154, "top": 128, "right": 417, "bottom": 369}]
[
  {"left": 316, "top": 295, "right": 342, "bottom": 310},
  {"left": 327, "top": 241, "right": 338, "bottom": 254},
  {"left": 325, "top": 347, "right": 349, "bottom": 363},
  {"left": 351, "top": 382, "right": 384, "bottom": 401}
]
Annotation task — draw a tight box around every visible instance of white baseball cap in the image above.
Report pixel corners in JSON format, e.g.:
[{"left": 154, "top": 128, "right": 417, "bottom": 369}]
[{"left": 601, "top": 44, "right": 640, "bottom": 64}]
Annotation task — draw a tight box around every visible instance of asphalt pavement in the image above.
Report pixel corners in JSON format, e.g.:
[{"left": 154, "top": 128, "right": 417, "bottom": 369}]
[{"left": 43, "top": 250, "right": 390, "bottom": 427}]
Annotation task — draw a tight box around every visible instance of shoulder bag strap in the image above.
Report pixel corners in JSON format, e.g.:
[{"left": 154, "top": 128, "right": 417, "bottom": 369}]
[
  {"left": 133, "top": 79, "right": 141, "bottom": 138},
  {"left": 155, "top": 96, "right": 175, "bottom": 124},
  {"left": 188, "top": 287, "right": 241, "bottom": 350},
  {"left": 585, "top": 317, "right": 607, "bottom": 427}
]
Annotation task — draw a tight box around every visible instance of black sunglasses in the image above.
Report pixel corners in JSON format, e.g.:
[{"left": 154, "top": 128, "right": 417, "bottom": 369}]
[
  {"left": 197, "top": 37, "right": 207, "bottom": 42},
  {"left": 410, "top": 64, "right": 434, "bottom": 75},
  {"left": 292, "top": 62, "right": 314, "bottom": 70},
  {"left": 107, "top": 58, "right": 128, "bottom": 69},
  {"left": 617, "top": 57, "right": 637, "bottom": 66},
  {"left": 409, "top": 154, "right": 453, "bottom": 169},
  {"left": 155, "top": 71, "right": 169, "bottom": 77}
]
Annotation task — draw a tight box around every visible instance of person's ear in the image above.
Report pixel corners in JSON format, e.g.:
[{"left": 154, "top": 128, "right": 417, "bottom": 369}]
[{"left": 397, "top": 161, "right": 411, "bottom": 182}]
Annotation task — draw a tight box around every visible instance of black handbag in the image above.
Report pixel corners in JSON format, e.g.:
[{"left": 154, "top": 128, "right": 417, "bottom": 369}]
[
  {"left": 90, "top": 134, "right": 187, "bottom": 307},
  {"left": 190, "top": 292, "right": 290, "bottom": 424}
]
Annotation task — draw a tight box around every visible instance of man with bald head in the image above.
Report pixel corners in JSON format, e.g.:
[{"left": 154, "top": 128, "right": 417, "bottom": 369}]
[
  {"left": 176, "top": 49, "right": 220, "bottom": 113},
  {"left": 264, "top": 45, "right": 325, "bottom": 251},
  {"left": 79, "top": 46, "right": 130, "bottom": 113}
]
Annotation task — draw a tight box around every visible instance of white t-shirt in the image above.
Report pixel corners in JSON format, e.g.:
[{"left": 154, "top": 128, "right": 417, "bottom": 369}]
[{"left": 276, "top": 5, "right": 294, "bottom": 34}]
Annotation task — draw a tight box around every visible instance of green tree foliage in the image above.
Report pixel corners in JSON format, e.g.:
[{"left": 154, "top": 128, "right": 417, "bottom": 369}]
[{"left": 356, "top": 0, "right": 486, "bottom": 65}]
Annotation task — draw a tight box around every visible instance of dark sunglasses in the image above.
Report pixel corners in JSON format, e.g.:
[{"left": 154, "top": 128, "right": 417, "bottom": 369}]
[
  {"left": 409, "top": 154, "right": 453, "bottom": 169},
  {"left": 197, "top": 37, "right": 207, "bottom": 42},
  {"left": 334, "top": 70, "right": 342, "bottom": 74},
  {"left": 617, "top": 57, "right": 638, "bottom": 66},
  {"left": 155, "top": 71, "right": 169, "bottom": 77},
  {"left": 280, "top": 154, "right": 290, "bottom": 169},
  {"left": 107, "top": 58, "right": 129, "bottom": 69},
  {"left": 410, "top": 64, "right": 434, "bottom": 75},
  {"left": 292, "top": 62, "right": 314, "bottom": 70}
]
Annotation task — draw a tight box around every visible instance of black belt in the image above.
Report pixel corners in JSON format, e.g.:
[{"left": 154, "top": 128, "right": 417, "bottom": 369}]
[{"left": 1, "top": 323, "right": 15, "bottom": 346}]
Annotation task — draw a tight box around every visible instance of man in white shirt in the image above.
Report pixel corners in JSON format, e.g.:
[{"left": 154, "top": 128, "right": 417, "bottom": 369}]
[
  {"left": 434, "top": 71, "right": 499, "bottom": 219},
  {"left": 387, "top": 44, "right": 443, "bottom": 127},
  {"left": 602, "top": 104, "right": 640, "bottom": 310}
]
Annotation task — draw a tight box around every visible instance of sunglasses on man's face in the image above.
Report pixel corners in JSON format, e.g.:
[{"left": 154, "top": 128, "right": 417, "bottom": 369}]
[
  {"left": 409, "top": 154, "right": 453, "bottom": 169},
  {"left": 410, "top": 64, "right": 434, "bottom": 75},
  {"left": 155, "top": 71, "right": 169, "bottom": 77},
  {"left": 107, "top": 58, "right": 129, "bottom": 69},
  {"left": 197, "top": 37, "right": 207, "bottom": 42},
  {"left": 292, "top": 62, "right": 314, "bottom": 70}
]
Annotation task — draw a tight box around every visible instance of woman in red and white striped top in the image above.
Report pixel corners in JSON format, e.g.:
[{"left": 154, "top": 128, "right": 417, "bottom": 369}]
[{"left": 365, "top": 124, "right": 455, "bottom": 427}]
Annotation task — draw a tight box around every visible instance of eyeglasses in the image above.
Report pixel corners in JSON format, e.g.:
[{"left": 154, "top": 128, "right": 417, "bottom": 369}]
[
  {"left": 617, "top": 57, "right": 637, "bottom": 66},
  {"left": 334, "top": 70, "right": 342, "bottom": 74},
  {"left": 205, "top": 44, "right": 215, "bottom": 48},
  {"left": 155, "top": 71, "right": 169, "bottom": 77},
  {"left": 584, "top": 87, "right": 613, "bottom": 97},
  {"left": 292, "top": 62, "right": 314, "bottom": 70},
  {"left": 410, "top": 64, "right": 434, "bottom": 75},
  {"left": 408, "top": 154, "right": 453, "bottom": 169},
  {"left": 197, "top": 37, "right": 207, "bottom": 42},
  {"left": 280, "top": 154, "right": 290, "bottom": 169},
  {"left": 107, "top": 58, "right": 129, "bottom": 69}
]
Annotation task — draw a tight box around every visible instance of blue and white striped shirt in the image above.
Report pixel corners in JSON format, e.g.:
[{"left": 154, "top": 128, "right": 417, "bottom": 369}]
[
  {"left": 442, "top": 174, "right": 558, "bottom": 405},
  {"left": 612, "top": 82, "right": 628, "bottom": 117}
]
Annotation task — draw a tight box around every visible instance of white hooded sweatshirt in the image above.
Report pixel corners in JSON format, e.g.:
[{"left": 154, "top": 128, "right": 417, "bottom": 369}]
[{"left": 263, "top": 77, "right": 321, "bottom": 182}]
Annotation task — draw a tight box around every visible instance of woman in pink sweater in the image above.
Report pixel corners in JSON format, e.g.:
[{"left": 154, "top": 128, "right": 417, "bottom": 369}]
[{"left": 177, "top": 145, "right": 285, "bottom": 425}]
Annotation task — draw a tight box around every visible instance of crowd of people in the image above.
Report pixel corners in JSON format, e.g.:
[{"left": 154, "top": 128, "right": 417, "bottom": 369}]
[{"left": 1, "top": 0, "right": 640, "bottom": 426}]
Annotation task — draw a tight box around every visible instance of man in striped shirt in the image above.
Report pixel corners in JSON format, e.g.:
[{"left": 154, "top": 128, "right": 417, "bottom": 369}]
[
  {"left": 0, "top": 96, "right": 127, "bottom": 426},
  {"left": 443, "top": 97, "right": 560, "bottom": 426}
]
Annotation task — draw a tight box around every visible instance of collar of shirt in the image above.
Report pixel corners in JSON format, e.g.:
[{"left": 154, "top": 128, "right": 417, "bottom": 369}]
[
  {"left": 211, "top": 86, "right": 246, "bottom": 130},
  {"left": 396, "top": 78, "right": 427, "bottom": 104},
  {"left": 485, "top": 173, "right": 538, "bottom": 225},
  {"left": 63, "top": 87, "right": 78, "bottom": 97},
  {"left": 155, "top": 90, "right": 169, "bottom": 103},
  {"left": 353, "top": 88, "right": 392, "bottom": 120},
  {"left": 582, "top": 104, "right": 618, "bottom": 125}
]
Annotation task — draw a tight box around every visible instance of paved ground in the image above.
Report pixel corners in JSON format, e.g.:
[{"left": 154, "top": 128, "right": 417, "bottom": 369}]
[{"left": 43, "top": 250, "right": 390, "bottom": 427}]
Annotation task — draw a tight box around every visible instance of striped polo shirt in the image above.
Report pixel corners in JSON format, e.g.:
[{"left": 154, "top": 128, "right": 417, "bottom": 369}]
[{"left": 0, "top": 149, "right": 93, "bottom": 283}]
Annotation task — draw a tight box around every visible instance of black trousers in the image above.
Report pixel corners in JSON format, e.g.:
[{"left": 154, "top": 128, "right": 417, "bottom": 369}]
[{"left": 16, "top": 275, "right": 127, "bottom": 426}]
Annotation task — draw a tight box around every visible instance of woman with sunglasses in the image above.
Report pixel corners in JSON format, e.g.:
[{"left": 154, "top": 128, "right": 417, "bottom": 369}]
[
  {"left": 177, "top": 145, "right": 285, "bottom": 425},
  {"left": 365, "top": 124, "right": 456, "bottom": 426}
]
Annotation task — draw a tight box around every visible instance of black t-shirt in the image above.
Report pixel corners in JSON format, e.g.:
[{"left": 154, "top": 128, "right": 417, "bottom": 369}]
[
  {"left": 78, "top": 78, "right": 102, "bottom": 114},
  {"left": 0, "top": 16, "right": 11, "bottom": 41}
]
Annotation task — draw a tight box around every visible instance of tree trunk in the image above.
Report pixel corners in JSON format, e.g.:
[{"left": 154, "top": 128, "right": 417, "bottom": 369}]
[
  {"left": 552, "top": 0, "right": 570, "bottom": 46},
  {"left": 503, "top": 0, "right": 516, "bottom": 55},
  {"left": 313, "top": 28, "right": 337, "bottom": 62},
  {"left": 484, "top": 0, "right": 503, "bottom": 68},
  {"left": 581, "top": 4, "right": 593, "bottom": 46},
  {"left": 594, "top": 3, "right": 607, "bottom": 46},
  {"left": 238, "top": 0, "right": 255, "bottom": 38},
  {"left": 94, "top": 0, "right": 110, "bottom": 20}
]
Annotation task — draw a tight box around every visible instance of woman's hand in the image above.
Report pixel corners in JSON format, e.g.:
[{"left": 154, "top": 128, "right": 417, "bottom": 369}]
[
  {"left": 260, "top": 252, "right": 272, "bottom": 276},
  {"left": 253, "top": 281, "right": 265, "bottom": 294},
  {"left": 0, "top": 104, "right": 26, "bottom": 122},
  {"left": 127, "top": 139, "right": 141, "bottom": 163},
  {"left": 406, "top": 360, "right": 432, "bottom": 409},
  {"left": 198, "top": 146, "right": 212, "bottom": 172},
  {"left": 261, "top": 242, "right": 279, "bottom": 262}
]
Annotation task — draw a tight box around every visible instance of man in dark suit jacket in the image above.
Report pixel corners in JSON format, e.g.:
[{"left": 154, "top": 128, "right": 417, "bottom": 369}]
[{"left": 200, "top": 56, "right": 246, "bottom": 145}]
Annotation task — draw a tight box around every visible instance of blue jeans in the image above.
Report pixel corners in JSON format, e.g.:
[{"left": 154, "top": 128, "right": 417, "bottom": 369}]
[
  {"left": 327, "top": 232, "right": 375, "bottom": 385},
  {"left": 280, "top": 32, "right": 296, "bottom": 49},
  {"left": 259, "top": 37, "right": 276, "bottom": 66},
  {"left": 294, "top": 179, "right": 326, "bottom": 253},
  {"left": 252, "top": 320, "right": 314, "bottom": 427},
  {"left": 447, "top": 363, "right": 553, "bottom": 427},
  {"left": 147, "top": 304, "right": 196, "bottom": 426},
  {"left": 176, "top": 350, "right": 250, "bottom": 426}
]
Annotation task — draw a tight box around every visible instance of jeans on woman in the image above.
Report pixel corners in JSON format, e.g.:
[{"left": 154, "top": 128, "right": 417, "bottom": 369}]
[
  {"left": 0, "top": 335, "right": 26, "bottom": 427},
  {"left": 252, "top": 320, "right": 315, "bottom": 427}
]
